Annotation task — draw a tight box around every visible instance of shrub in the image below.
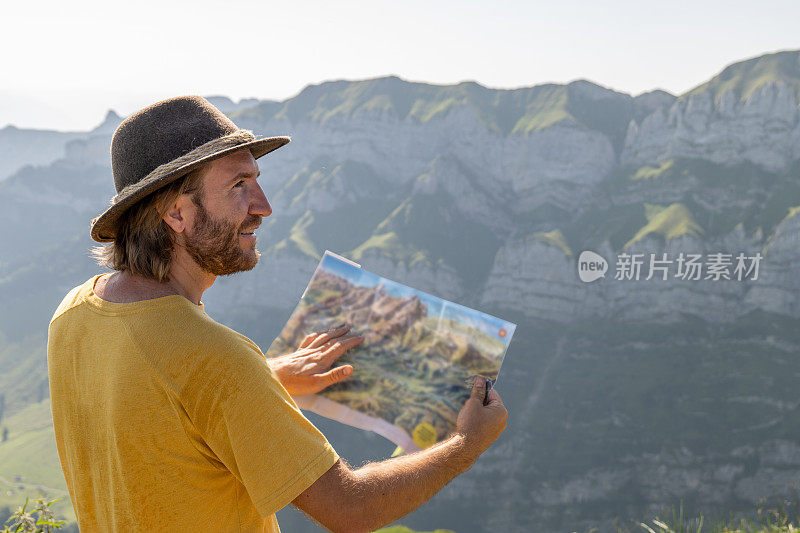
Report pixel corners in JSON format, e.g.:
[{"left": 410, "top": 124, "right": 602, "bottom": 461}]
[{"left": 1, "top": 495, "right": 65, "bottom": 533}]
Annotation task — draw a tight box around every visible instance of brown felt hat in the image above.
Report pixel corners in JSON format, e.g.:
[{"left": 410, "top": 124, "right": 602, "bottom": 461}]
[{"left": 90, "top": 95, "right": 290, "bottom": 242}]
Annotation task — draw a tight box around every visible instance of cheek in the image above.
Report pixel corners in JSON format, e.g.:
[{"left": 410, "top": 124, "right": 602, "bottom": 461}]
[{"left": 226, "top": 192, "right": 249, "bottom": 213}]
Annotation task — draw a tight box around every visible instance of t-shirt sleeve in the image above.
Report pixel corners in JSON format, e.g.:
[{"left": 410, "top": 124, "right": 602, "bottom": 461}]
[{"left": 181, "top": 330, "right": 339, "bottom": 517}]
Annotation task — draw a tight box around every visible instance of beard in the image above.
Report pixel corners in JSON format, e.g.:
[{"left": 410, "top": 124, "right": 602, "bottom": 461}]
[{"left": 182, "top": 198, "right": 262, "bottom": 276}]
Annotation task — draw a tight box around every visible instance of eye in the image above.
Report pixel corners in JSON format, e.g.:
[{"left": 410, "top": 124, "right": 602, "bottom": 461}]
[{"left": 233, "top": 180, "right": 245, "bottom": 188}]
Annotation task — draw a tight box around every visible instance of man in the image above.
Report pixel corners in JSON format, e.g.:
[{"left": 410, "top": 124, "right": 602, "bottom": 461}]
[{"left": 47, "top": 95, "right": 508, "bottom": 532}]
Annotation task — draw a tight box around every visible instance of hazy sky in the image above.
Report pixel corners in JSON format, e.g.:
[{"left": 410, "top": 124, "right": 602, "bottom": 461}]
[{"left": 2, "top": 0, "right": 798, "bottom": 131}]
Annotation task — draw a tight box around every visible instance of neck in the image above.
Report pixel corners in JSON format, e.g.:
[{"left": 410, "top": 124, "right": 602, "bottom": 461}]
[
  {"left": 163, "top": 247, "right": 216, "bottom": 305},
  {"left": 100, "top": 250, "right": 215, "bottom": 306}
]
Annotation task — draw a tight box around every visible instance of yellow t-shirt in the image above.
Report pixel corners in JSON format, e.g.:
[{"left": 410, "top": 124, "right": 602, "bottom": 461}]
[{"left": 47, "top": 275, "right": 339, "bottom": 532}]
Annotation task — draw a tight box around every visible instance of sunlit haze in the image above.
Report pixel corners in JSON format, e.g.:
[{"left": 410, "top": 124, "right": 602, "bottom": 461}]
[{"left": 2, "top": 0, "right": 798, "bottom": 131}]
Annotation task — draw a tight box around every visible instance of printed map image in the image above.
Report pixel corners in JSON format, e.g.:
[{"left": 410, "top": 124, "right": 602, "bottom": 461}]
[{"left": 266, "top": 251, "right": 516, "bottom": 452}]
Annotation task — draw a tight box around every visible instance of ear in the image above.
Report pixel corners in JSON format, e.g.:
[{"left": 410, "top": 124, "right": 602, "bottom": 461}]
[{"left": 162, "top": 195, "right": 191, "bottom": 234}]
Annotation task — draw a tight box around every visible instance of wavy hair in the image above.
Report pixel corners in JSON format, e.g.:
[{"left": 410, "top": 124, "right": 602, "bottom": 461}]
[{"left": 92, "top": 168, "right": 204, "bottom": 282}]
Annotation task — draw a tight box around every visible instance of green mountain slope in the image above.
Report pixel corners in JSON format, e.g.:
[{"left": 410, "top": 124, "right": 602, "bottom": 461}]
[
  {"left": 0, "top": 400, "right": 75, "bottom": 526},
  {"left": 349, "top": 159, "right": 504, "bottom": 287},
  {"left": 550, "top": 158, "right": 800, "bottom": 253},
  {"left": 685, "top": 48, "right": 800, "bottom": 102},
  {"left": 232, "top": 75, "right": 633, "bottom": 145}
]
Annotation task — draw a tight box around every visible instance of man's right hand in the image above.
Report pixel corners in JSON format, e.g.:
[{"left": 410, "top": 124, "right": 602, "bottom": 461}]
[
  {"left": 293, "top": 376, "right": 509, "bottom": 532},
  {"left": 455, "top": 377, "right": 508, "bottom": 456}
]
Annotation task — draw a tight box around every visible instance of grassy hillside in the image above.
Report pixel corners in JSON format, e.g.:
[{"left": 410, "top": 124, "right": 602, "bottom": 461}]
[
  {"left": 623, "top": 203, "right": 703, "bottom": 249},
  {"left": 543, "top": 158, "right": 800, "bottom": 255},
  {"left": 0, "top": 400, "right": 75, "bottom": 526},
  {"left": 230, "top": 75, "right": 633, "bottom": 143},
  {"left": 685, "top": 49, "right": 800, "bottom": 102},
  {"left": 0, "top": 334, "right": 49, "bottom": 418}
]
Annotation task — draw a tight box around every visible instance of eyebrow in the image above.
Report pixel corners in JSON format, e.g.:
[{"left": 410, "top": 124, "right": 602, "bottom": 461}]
[{"left": 229, "top": 170, "right": 261, "bottom": 184}]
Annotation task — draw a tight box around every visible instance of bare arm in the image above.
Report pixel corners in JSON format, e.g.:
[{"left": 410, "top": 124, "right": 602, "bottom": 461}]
[{"left": 292, "top": 378, "right": 508, "bottom": 532}]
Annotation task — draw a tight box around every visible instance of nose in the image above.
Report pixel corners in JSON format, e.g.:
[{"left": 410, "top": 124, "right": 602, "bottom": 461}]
[{"left": 250, "top": 182, "right": 272, "bottom": 218}]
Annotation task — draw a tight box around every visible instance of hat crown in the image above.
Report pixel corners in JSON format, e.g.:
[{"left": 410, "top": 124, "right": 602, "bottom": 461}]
[{"left": 111, "top": 95, "right": 238, "bottom": 193}]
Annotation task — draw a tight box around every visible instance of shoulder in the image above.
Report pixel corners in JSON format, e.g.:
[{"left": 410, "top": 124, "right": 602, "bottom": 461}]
[
  {"left": 153, "top": 304, "right": 269, "bottom": 385},
  {"left": 179, "top": 306, "right": 263, "bottom": 358},
  {"left": 49, "top": 276, "right": 100, "bottom": 326}
]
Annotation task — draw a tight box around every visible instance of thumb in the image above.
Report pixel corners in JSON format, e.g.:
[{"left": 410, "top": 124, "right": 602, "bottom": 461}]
[
  {"left": 320, "top": 364, "right": 354, "bottom": 386},
  {"left": 469, "top": 376, "right": 486, "bottom": 402}
]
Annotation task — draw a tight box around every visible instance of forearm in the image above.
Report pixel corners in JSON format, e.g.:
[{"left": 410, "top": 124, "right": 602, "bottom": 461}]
[
  {"left": 346, "top": 434, "right": 478, "bottom": 531},
  {"left": 294, "top": 380, "right": 507, "bottom": 532}
]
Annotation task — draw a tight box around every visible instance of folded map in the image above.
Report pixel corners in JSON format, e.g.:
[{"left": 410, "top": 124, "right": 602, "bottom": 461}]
[{"left": 265, "top": 251, "right": 516, "bottom": 453}]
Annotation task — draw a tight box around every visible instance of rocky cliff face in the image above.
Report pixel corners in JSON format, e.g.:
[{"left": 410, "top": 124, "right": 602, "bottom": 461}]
[
  {"left": 2, "top": 50, "right": 800, "bottom": 532},
  {"left": 623, "top": 81, "right": 800, "bottom": 173}
]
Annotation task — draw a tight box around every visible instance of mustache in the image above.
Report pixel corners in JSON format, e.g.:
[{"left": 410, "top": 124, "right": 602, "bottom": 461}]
[{"left": 239, "top": 215, "right": 262, "bottom": 232}]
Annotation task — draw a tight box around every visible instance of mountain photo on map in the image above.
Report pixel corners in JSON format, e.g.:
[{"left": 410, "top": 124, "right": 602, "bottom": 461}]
[{"left": 266, "top": 251, "right": 515, "bottom": 447}]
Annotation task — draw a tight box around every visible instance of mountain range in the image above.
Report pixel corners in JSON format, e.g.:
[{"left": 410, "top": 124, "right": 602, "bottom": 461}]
[{"left": 1, "top": 49, "right": 800, "bottom": 531}]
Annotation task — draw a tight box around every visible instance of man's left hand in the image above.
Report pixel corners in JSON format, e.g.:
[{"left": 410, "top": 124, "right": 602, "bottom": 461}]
[{"left": 268, "top": 324, "right": 364, "bottom": 396}]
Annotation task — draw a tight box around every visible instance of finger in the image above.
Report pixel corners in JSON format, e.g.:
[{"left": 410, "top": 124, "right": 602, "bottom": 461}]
[
  {"left": 486, "top": 388, "right": 504, "bottom": 406},
  {"left": 321, "top": 334, "right": 364, "bottom": 360},
  {"left": 468, "top": 376, "right": 486, "bottom": 403},
  {"left": 308, "top": 324, "right": 350, "bottom": 349},
  {"left": 298, "top": 332, "right": 319, "bottom": 349},
  {"left": 317, "top": 364, "right": 354, "bottom": 386}
]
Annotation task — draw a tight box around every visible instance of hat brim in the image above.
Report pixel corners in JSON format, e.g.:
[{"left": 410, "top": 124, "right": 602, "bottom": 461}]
[{"left": 90, "top": 135, "right": 290, "bottom": 242}]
